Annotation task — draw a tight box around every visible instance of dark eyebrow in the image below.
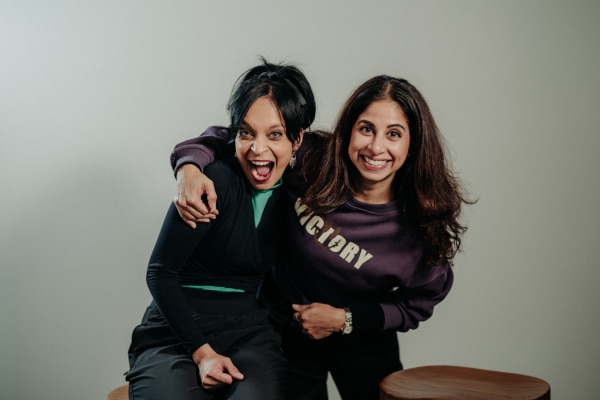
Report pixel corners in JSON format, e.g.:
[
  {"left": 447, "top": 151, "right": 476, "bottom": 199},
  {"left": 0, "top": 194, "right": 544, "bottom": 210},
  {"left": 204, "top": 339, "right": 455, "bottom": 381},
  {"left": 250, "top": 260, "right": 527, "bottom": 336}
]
[
  {"left": 357, "top": 119, "right": 407, "bottom": 132},
  {"left": 356, "top": 119, "right": 374, "bottom": 127},
  {"left": 388, "top": 123, "right": 407, "bottom": 132},
  {"left": 240, "top": 120, "right": 285, "bottom": 131}
]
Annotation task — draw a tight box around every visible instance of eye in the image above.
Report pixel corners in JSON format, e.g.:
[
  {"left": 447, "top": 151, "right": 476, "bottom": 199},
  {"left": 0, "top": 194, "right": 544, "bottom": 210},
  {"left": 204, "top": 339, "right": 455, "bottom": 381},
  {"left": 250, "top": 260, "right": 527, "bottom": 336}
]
[
  {"left": 268, "top": 130, "right": 284, "bottom": 139},
  {"left": 387, "top": 130, "right": 403, "bottom": 140},
  {"left": 358, "top": 125, "right": 374, "bottom": 135},
  {"left": 237, "top": 129, "right": 253, "bottom": 139}
]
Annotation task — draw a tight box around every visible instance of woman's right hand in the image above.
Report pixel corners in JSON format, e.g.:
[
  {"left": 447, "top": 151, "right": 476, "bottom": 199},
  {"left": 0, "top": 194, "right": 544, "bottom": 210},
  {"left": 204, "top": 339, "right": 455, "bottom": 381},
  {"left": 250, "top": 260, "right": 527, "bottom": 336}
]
[
  {"left": 174, "top": 164, "right": 219, "bottom": 228},
  {"left": 193, "top": 344, "right": 244, "bottom": 390},
  {"left": 292, "top": 303, "right": 346, "bottom": 340}
]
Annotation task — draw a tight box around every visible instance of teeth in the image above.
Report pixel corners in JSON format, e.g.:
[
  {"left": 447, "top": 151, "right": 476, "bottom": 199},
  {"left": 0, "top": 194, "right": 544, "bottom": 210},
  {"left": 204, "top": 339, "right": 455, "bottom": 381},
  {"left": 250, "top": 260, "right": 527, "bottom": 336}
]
[
  {"left": 251, "top": 161, "right": 271, "bottom": 166},
  {"left": 364, "top": 156, "right": 387, "bottom": 166}
]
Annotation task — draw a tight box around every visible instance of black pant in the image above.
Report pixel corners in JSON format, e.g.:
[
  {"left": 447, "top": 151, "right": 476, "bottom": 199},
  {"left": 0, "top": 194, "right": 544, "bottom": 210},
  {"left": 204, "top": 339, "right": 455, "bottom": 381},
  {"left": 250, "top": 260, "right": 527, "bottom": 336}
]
[
  {"left": 260, "top": 275, "right": 402, "bottom": 400},
  {"left": 126, "top": 290, "right": 287, "bottom": 400}
]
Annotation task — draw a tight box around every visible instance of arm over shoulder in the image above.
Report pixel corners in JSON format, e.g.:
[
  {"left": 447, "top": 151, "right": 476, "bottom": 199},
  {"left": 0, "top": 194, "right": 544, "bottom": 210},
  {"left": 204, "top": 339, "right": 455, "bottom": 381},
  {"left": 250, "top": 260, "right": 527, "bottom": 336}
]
[{"left": 170, "top": 126, "right": 231, "bottom": 174}]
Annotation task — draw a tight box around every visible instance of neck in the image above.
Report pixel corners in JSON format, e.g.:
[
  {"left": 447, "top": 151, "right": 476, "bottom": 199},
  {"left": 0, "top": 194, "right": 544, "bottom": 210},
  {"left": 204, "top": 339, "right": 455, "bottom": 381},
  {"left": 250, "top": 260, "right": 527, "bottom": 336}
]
[{"left": 353, "top": 184, "right": 393, "bottom": 204}]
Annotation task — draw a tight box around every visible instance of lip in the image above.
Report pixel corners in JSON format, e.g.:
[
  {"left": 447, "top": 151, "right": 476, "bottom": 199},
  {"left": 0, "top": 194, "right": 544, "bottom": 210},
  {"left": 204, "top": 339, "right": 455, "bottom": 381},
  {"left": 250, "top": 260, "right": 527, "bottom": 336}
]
[
  {"left": 248, "top": 159, "right": 275, "bottom": 183},
  {"left": 360, "top": 155, "right": 390, "bottom": 170}
]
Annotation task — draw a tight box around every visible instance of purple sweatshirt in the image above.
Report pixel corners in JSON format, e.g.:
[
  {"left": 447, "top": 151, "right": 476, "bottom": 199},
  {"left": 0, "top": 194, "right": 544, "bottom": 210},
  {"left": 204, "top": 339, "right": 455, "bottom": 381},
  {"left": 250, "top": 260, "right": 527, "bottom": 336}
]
[{"left": 171, "top": 127, "right": 453, "bottom": 332}]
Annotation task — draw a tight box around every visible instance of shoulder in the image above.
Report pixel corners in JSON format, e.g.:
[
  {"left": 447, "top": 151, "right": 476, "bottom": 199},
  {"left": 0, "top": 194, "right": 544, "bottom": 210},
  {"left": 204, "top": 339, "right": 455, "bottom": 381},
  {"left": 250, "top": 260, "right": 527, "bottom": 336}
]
[
  {"left": 204, "top": 151, "right": 239, "bottom": 180},
  {"left": 204, "top": 155, "right": 246, "bottom": 197},
  {"left": 287, "top": 130, "right": 331, "bottom": 190},
  {"left": 301, "top": 130, "right": 330, "bottom": 152}
]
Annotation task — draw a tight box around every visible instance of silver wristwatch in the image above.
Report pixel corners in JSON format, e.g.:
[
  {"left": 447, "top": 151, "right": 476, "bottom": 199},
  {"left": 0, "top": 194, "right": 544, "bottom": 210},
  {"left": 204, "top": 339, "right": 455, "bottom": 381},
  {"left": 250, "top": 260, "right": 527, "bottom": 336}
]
[{"left": 341, "top": 307, "right": 353, "bottom": 334}]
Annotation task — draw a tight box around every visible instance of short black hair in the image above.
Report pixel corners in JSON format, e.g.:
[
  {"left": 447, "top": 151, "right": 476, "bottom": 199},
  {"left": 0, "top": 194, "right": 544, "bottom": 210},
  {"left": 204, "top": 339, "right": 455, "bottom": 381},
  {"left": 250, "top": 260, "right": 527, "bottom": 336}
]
[{"left": 227, "top": 58, "right": 316, "bottom": 143}]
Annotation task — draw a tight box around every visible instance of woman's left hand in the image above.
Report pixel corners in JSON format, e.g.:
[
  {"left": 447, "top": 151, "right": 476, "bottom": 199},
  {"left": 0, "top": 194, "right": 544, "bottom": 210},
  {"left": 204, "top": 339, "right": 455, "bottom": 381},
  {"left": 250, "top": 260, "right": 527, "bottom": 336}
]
[{"left": 292, "top": 303, "right": 346, "bottom": 340}]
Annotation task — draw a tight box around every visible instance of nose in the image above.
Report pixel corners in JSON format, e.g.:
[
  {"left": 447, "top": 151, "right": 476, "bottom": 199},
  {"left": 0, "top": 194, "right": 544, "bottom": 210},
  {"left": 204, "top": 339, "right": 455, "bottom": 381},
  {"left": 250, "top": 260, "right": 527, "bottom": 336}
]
[
  {"left": 368, "top": 134, "right": 385, "bottom": 154},
  {"left": 250, "top": 136, "right": 267, "bottom": 154}
]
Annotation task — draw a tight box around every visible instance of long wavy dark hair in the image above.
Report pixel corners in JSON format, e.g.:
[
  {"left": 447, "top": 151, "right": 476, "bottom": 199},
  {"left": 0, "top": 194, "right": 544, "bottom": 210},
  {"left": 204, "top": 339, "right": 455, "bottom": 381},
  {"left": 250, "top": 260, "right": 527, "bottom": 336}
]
[{"left": 302, "top": 75, "right": 473, "bottom": 266}]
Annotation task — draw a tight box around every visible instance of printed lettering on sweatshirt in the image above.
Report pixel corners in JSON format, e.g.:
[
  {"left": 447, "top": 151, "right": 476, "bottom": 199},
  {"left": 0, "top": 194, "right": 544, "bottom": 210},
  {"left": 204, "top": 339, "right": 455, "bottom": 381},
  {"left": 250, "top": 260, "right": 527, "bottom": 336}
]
[{"left": 294, "top": 198, "right": 373, "bottom": 269}]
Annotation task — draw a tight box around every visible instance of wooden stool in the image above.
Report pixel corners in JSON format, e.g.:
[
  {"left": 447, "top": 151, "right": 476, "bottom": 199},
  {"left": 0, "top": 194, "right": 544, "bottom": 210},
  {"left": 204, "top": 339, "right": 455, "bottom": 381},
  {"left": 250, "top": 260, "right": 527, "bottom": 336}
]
[
  {"left": 106, "top": 384, "right": 128, "bottom": 400},
  {"left": 380, "top": 365, "right": 550, "bottom": 400}
]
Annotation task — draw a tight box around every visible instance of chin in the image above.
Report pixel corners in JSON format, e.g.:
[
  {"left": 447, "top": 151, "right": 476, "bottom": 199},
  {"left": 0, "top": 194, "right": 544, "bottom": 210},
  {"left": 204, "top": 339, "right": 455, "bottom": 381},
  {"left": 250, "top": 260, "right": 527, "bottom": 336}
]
[{"left": 253, "top": 182, "right": 273, "bottom": 191}]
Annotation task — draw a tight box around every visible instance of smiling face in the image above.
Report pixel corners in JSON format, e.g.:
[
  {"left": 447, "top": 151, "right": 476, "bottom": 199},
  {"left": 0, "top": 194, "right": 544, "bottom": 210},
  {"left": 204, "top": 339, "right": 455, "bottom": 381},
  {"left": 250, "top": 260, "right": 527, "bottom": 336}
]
[
  {"left": 235, "top": 96, "right": 302, "bottom": 190},
  {"left": 347, "top": 98, "right": 411, "bottom": 202}
]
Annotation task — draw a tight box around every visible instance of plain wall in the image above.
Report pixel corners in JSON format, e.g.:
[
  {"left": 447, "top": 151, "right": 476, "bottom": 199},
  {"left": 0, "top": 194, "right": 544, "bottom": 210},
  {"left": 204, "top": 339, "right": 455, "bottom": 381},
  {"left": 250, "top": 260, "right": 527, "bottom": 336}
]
[{"left": 1, "top": 1, "right": 599, "bottom": 399}]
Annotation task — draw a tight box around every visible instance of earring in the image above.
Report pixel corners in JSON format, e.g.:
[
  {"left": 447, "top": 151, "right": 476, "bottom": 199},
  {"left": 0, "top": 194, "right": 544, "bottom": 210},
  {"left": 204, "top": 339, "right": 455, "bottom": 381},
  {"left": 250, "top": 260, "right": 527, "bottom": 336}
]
[{"left": 289, "top": 151, "right": 297, "bottom": 169}]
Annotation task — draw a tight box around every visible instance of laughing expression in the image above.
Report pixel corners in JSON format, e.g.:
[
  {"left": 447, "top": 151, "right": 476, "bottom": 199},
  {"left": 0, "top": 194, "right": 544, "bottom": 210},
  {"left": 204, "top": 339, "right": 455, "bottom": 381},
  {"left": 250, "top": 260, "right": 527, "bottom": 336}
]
[
  {"left": 347, "top": 99, "right": 411, "bottom": 202},
  {"left": 235, "top": 96, "right": 302, "bottom": 190}
]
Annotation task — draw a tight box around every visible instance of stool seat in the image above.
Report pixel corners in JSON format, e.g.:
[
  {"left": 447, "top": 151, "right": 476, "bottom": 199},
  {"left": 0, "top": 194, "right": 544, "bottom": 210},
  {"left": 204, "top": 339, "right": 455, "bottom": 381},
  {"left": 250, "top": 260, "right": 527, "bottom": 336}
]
[
  {"left": 106, "top": 384, "right": 128, "bottom": 400},
  {"left": 380, "top": 365, "right": 550, "bottom": 400}
]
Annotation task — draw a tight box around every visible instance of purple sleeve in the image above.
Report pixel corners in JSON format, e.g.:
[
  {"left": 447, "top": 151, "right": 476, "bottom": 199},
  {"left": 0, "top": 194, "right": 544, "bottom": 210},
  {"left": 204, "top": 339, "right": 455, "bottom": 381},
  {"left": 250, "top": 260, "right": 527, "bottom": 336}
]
[
  {"left": 170, "top": 126, "right": 231, "bottom": 174},
  {"left": 380, "top": 262, "right": 454, "bottom": 331}
]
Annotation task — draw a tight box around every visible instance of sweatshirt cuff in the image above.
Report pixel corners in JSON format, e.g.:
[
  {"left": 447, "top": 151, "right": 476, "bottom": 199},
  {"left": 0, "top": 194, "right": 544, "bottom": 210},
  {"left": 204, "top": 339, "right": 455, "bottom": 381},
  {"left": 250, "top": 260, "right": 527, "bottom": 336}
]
[
  {"left": 171, "top": 146, "right": 215, "bottom": 176},
  {"left": 350, "top": 303, "right": 385, "bottom": 332}
]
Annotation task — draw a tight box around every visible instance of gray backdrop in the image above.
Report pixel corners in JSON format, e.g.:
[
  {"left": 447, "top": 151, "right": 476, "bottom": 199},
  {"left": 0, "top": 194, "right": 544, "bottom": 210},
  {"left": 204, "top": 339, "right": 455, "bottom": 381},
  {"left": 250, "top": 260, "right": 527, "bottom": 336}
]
[{"left": 1, "top": 1, "right": 598, "bottom": 399}]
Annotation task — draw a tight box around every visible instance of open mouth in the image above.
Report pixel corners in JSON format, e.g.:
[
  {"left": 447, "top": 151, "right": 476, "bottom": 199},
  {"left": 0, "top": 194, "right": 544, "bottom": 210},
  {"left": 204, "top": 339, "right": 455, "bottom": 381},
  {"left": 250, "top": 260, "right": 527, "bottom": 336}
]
[
  {"left": 361, "top": 155, "right": 389, "bottom": 169},
  {"left": 250, "top": 160, "right": 274, "bottom": 182}
]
